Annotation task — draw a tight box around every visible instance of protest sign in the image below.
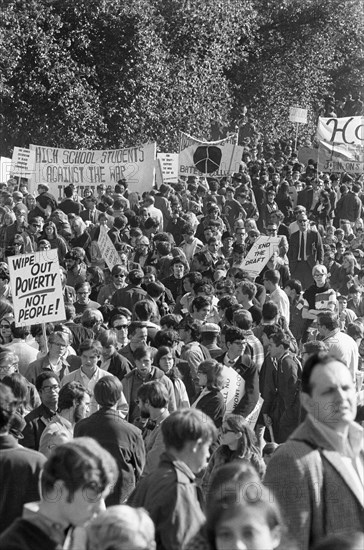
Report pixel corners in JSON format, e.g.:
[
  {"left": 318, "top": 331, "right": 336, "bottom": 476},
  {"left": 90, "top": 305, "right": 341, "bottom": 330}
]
[
  {"left": 179, "top": 132, "right": 243, "bottom": 177},
  {"left": 11, "top": 147, "right": 36, "bottom": 179},
  {"left": 0, "top": 157, "right": 12, "bottom": 182},
  {"left": 154, "top": 158, "right": 164, "bottom": 188},
  {"left": 28, "top": 142, "right": 156, "bottom": 199},
  {"left": 245, "top": 396, "right": 264, "bottom": 429},
  {"left": 157, "top": 153, "right": 179, "bottom": 183},
  {"left": 97, "top": 226, "right": 121, "bottom": 271},
  {"left": 317, "top": 116, "right": 364, "bottom": 173},
  {"left": 238, "top": 236, "right": 281, "bottom": 278},
  {"left": 8, "top": 249, "right": 65, "bottom": 327},
  {"left": 289, "top": 106, "right": 308, "bottom": 124},
  {"left": 221, "top": 365, "right": 245, "bottom": 415}
]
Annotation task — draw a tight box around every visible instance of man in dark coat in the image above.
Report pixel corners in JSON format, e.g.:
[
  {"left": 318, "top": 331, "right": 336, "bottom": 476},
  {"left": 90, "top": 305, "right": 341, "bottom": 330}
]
[
  {"left": 74, "top": 376, "right": 145, "bottom": 504},
  {"left": 288, "top": 213, "right": 324, "bottom": 289},
  {"left": 0, "top": 383, "right": 46, "bottom": 534}
]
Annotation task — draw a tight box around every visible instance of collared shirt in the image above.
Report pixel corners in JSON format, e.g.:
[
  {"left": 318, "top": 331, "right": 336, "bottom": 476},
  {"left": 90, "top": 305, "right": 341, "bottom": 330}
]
[
  {"left": 270, "top": 287, "right": 290, "bottom": 320},
  {"left": 22, "top": 502, "right": 69, "bottom": 548},
  {"left": 308, "top": 414, "right": 364, "bottom": 491},
  {"left": 61, "top": 367, "right": 113, "bottom": 415}
]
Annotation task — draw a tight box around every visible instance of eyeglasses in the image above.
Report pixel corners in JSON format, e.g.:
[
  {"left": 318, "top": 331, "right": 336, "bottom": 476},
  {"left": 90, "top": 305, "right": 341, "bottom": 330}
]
[
  {"left": 50, "top": 341, "right": 67, "bottom": 348},
  {"left": 114, "top": 325, "right": 128, "bottom": 330},
  {"left": 41, "top": 384, "right": 60, "bottom": 392},
  {"left": 113, "top": 274, "right": 125, "bottom": 278},
  {"left": 77, "top": 291, "right": 89, "bottom": 295},
  {"left": 0, "top": 324, "right": 10, "bottom": 329}
]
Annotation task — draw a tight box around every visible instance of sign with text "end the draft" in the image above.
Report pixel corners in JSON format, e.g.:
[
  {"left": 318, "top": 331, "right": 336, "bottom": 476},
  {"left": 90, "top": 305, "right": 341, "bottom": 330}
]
[{"left": 8, "top": 249, "right": 65, "bottom": 326}]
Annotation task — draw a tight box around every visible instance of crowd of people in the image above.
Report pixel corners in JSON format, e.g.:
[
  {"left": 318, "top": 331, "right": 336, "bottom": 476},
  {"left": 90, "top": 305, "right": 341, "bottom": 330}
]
[{"left": 0, "top": 137, "right": 363, "bottom": 550}]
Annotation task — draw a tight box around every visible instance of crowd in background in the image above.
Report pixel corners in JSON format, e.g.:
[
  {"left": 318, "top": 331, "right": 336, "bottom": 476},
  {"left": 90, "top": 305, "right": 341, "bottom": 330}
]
[{"left": 0, "top": 134, "right": 363, "bottom": 550}]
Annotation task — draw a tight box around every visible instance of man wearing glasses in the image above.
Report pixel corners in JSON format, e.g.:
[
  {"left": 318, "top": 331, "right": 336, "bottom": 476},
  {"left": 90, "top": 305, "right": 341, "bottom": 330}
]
[
  {"left": 22, "top": 372, "right": 60, "bottom": 450},
  {"left": 97, "top": 264, "right": 127, "bottom": 304},
  {"left": 25, "top": 329, "right": 71, "bottom": 384}
]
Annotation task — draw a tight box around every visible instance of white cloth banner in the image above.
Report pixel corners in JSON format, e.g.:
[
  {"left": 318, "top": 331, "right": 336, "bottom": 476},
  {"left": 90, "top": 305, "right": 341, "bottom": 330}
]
[
  {"left": 220, "top": 365, "right": 245, "bottom": 415},
  {"left": 179, "top": 132, "right": 243, "bottom": 177},
  {"left": 238, "top": 236, "right": 281, "bottom": 278},
  {"left": 0, "top": 157, "right": 12, "bottom": 182},
  {"left": 8, "top": 249, "right": 65, "bottom": 326},
  {"left": 317, "top": 116, "right": 364, "bottom": 173},
  {"left": 28, "top": 142, "right": 156, "bottom": 198},
  {"left": 97, "top": 226, "right": 121, "bottom": 271}
]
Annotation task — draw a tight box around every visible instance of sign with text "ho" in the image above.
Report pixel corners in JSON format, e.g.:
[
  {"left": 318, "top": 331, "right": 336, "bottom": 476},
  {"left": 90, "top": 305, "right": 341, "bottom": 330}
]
[
  {"left": 240, "top": 236, "right": 281, "bottom": 278},
  {"left": 289, "top": 106, "right": 308, "bottom": 124},
  {"left": 8, "top": 249, "right": 65, "bottom": 327}
]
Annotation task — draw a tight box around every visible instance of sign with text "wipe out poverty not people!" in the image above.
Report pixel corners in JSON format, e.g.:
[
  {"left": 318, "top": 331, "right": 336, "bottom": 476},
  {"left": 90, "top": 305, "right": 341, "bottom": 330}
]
[
  {"left": 179, "top": 132, "right": 244, "bottom": 177},
  {"left": 317, "top": 116, "right": 364, "bottom": 173},
  {"left": 28, "top": 143, "right": 156, "bottom": 199},
  {"left": 8, "top": 249, "right": 65, "bottom": 327}
]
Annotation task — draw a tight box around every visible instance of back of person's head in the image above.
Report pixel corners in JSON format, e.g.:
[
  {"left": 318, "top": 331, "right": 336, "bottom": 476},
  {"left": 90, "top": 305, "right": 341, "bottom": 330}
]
[
  {"left": 94, "top": 377, "right": 123, "bottom": 407},
  {"left": 317, "top": 311, "right": 338, "bottom": 332},
  {"left": 128, "top": 269, "right": 144, "bottom": 285},
  {"left": 153, "top": 329, "right": 179, "bottom": 348},
  {"left": 156, "top": 240, "right": 172, "bottom": 256},
  {"left": 134, "top": 300, "right": 154, "bottom": 321},
  {"left": 40, "top": 437, "right": 118, "bottom": 503},
  {"left": 58, "top": 381, "right": 88, "bottom": 412},
  {"left": 224, "top": 326, "right": 245, "bottom": 346},
  {"left": 162, "top": 408, "right": 217, "bottom": 451},
  {"left": 136, "top": 380, "right": 168, "bottom": 409},
  {"left": 262, "top": 442, "right": 280, "bottom": 458},
  {"left": 264, "top": 269, "right": 280, "bottom": 286},
  {"left": 0, "top": 383, "right": 16, "bottom": 432},
  {"left": 269, "top": 329, "right": 290, "bottom": 349},
  {"left": 159, "top": 314, "right": 181, "bottom": 330},
  {"left": 347, "top": 322, "right": 364, "bottom": 341},
  {"left": 233, "top": 309, "right": 253, "bottom": 330},
  {"left": 86, "top": 505, "right": 156, "bottom": 550},
  {"left": 1, "top": 373, "right": 28, "bottom": 406},
  {"left": 64, "top": 185, "right": 73, "bottom": 198},
  {"left": 262, "top": 301, "right": 279, "bottom": 321},
  {"left": 127, "top": 320, "right": 147, "bottom": 338},
  {"left": 10, "top": 322, "right": 30, "bottom": 340},
  {"left": 146, "top": 281, "right": 165, "bottom": 299},
  {"left": 205, "top": 461, "right": 260, "bottom": 507},
  {"left": 183, "top": 271, "right": 202, "bottom": 285}
]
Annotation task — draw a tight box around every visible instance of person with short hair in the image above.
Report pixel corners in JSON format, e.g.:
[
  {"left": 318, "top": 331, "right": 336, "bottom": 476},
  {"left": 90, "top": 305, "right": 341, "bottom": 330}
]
[
  {"left": 122, "top": 345, "right": 176, "bottom": 423},
  {"left": 288, "top": 212, "right": 324, "bottom": 288},
  {"left": 0, "top": 383, "right": 46, "bottom": 534},
  {"left": 74, "top": 281, "right": 100, "bottom": 314},
  {"left": 118, "top": 320, "right": 149, "bottom": 367},
  {"left": 0, "top": 437, "right": 118, "bottom": 549},
  {"left": 39, "top": 381, "right": 90, "bottom": 457},
  {"left": 25, "top": 328, "right": 72, "bottom": 384},
  {"left": 317, "top": 311, "right": 359, "bottom": 381},
  {"left": 265, "top": 353, "right": 364, "bottom": 550},
  {"left": 129, "top": 409, "right": 217, "bottom": 550},
  {"left": 86, "top": 505, "right": 156, "bottom": 550},
  {"left": 5, "top": 322, "right": 38, "bottom": 377},
  {"left": 75, "top": 376, "right": 145, "bottom": 504},
  {"left": 263, "top": 269, "right": 290, "bottom": 320},
  {"left": 61, "top": 339, "right": 128, "bottom": 416}
]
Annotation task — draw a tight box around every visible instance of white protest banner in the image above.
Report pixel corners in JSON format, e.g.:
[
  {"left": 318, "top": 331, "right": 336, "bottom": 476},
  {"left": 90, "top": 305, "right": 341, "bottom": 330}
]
[
  {"left": 8, "top": 249, "right": 65, "bottom": 327},
  {"left": 157, "top": 153, "right": 179, "bottom": 183},
  {"left": 98, "top": 226, "right": 121, "bottom": 271},
  {"left": 317, "top": 116, "right": 364, "bottom": 145},
  {"left": 0, "top": 157, "right": 12, "bottom": 182},
  {"left": 289, "top": 106, "right": 308, "bottom": 124},
  {"left": 318, "top": 140, "right": 364, "bottom": 173},
  {"left": 11, "top": 147, "right": 36, "bottom": 178},
  {"left": 316, "top": 116, "right": 364, "bottom": 173},
  {"left": 245, "top": 396, "right": 264, "bottom": 429},
  {"left": 239, "top": 236, "right": 281, "bottom": 278},
  {"left": 221, "top": 365, "right": 245, "bottom": 415},
  {"left": 29, "top": 142, "right": 156, "bottom": 199},
  {"left": 179, "top": 132, "right": 243, "bottom": 177}
]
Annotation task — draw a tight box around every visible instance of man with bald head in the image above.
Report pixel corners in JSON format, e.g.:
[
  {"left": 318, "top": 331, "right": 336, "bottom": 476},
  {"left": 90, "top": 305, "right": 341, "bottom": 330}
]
[{"left": 265, "top": 353, "right": 364, "bottom": 550}]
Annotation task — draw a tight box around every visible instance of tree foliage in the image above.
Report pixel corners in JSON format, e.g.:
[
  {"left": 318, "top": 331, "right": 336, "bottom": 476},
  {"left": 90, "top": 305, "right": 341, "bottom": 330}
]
[{"left": 0, "top": 0, "right": 363, "bottom": 156}]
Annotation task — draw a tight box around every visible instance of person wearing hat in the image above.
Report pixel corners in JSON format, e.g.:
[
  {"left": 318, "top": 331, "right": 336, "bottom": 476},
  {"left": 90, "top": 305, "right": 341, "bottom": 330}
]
[
  {"left": 199, "top": 323, "right": 223, "bottom": 359},
  {"left": 288, "top": 212, "right": 324, "bottom": 289}
]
